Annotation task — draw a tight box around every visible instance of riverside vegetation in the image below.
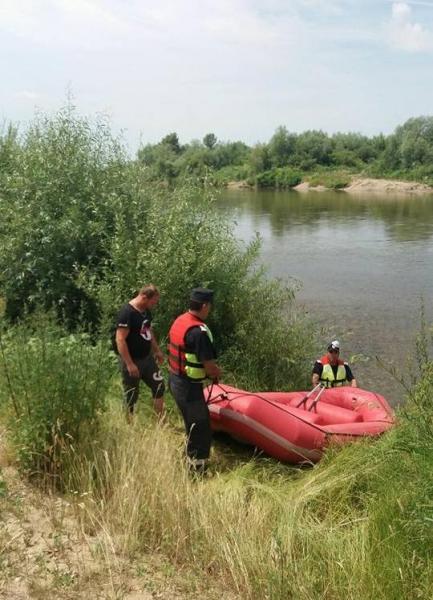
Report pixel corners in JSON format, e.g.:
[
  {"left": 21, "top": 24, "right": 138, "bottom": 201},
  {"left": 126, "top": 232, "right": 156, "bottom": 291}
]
[
  {"left": 1, "top": 107, "right": 433, "bottom": 598},
  {"left": 137, "top": 117, "right": 433, "bottom": 189}
]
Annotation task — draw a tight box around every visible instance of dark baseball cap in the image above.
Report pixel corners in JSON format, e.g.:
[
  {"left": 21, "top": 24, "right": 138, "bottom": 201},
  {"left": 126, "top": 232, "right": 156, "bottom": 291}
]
[{"left": 190, "top": 287, "right": 214, "bottom": 303}]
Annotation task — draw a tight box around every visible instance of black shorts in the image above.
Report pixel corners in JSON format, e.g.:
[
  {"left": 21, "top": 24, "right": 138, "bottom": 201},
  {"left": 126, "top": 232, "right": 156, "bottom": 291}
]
[{"left": 119, "top": 355, "right": 165, "bottom": 408}]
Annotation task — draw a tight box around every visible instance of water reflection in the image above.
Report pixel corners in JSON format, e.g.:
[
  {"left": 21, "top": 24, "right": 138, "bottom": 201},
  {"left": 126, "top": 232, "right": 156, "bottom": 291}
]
[
  {"left": 219, "top": 188, "right": 433, "bottom": 242},
  {"left": 217, "top": 188, "right": 433, "bottom": 405}
]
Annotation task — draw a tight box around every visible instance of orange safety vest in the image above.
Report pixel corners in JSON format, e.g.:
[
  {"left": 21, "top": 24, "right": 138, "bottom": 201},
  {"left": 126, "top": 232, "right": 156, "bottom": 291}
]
[{"left": 168, "top": 312, "right": 212, "bottom": 380}]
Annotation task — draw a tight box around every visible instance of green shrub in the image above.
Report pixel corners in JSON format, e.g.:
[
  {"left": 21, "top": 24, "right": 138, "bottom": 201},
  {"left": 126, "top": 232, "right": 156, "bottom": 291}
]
[
  {"left": 274, "top": 167, "right": 302, "bottom": 188},
  {"left": 308, "top": 169, "right": 353, "bottom": 189},
  {"left": 0, "top": 105, "right": 129, "bottom": 326},
  {"left": 0, "top": 106, "right": 317, "bottom": 395},
  {"left": 90, "top": 181, "right": 317, "bottom": 391},
  {"left": 256, "top": 169, "right": 276, "bottom": 187},
  {"left": 0, "top": 314, "right": 115, "bottom": 479},
  {"left": 211, "top": 164, "right": 249, "bottom": 185},
  {"left": 256, "top": 167, "right": 302, "bottom": 189}
]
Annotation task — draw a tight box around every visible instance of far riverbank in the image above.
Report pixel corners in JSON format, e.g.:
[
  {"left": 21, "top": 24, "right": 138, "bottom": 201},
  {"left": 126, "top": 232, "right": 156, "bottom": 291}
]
[{"left": 227, "top": 176, "right": 433, "bottom": 195}]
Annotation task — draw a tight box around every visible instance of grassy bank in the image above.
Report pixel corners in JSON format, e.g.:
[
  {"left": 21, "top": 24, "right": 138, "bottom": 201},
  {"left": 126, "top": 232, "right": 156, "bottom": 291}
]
[
  {"left": 1, "top": 314, "right": 433, "bottom": 598},
  {"left": 65, "top": 366, "right": 433, "bottom": 600},
  {"left": 2, "top": 369, "right": 433, "bottom": 599},
  {"left": 2, "top": 106, "right": 433, "bottom": 599}
]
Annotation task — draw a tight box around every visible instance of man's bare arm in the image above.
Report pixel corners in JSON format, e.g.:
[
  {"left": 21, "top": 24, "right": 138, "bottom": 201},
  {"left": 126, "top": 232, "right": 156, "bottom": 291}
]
[{"left": 116, "top": 328, "right": 139, "bottom": 378}]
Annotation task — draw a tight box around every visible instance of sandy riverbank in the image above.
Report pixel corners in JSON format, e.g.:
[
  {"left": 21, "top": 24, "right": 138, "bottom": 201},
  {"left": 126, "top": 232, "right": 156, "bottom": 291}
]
[
  {"left": 294, "top": 178, "right": 433, "bottom": 194},
  {"left": 227, "top": 177, "right": 433, "bottom": 195},
  {"left": 343, "top": 177, "right": 433, "bottom": 194}
]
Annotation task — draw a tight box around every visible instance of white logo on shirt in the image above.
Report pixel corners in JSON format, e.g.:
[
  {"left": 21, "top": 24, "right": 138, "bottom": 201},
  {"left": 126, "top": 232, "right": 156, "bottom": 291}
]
[{"left": 140, "top": 320, "right": 152, "bottom": 341}]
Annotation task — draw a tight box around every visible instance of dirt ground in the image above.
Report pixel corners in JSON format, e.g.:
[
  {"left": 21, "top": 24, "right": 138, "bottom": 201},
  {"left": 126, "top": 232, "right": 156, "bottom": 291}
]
[{"left": 0, "top": 434, "right": 227, "bottom": 600}]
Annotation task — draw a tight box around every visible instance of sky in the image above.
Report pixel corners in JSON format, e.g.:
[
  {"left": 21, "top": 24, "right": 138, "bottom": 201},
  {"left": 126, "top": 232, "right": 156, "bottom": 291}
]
[{"left": 1, "top": 0, "right": 433, "bottom": 152}]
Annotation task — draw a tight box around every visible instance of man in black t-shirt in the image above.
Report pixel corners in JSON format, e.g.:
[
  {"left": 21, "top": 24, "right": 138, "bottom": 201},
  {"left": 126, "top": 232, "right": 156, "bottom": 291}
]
[
  {"left": 114, "top": 284, "right": 165, "bottom": 418},
  {"left": 168, "top": 288, "right": 221, "bottom": 472}
]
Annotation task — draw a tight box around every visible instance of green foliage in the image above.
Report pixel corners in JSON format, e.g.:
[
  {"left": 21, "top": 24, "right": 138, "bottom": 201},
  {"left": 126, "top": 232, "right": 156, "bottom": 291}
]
[
  {"left": 0, "top": 105, "right": 129, "bottom": 326},
  {"left": 0, "top": 314, "right": 114, "bottom": 478},
  {"left": 160, "top": 132, "right": 181, "bottom": 154},
  {"left": 256, "top": 167, "right": 302, "bottom": 188},
  {"left": 210, "top": 164, "right": 249, "bottom": 185},
  {"left": 135, "top": 118, "right": 433, "bottom": 189},
  {"left": 292, "top": 129, "right": 334, "bottom": 167},
  {"left": 86, "top": 180, "right": 316, "bottom": 389},
  {"left": 268, "top": 126, "right": 297, "bottom": 167},
  {"left": 307, "top": 168, "right": 353, "bottom": 189},
  {"left": 0, "top": 123, "right": 20, "bottom": 180},
  {"left": 203, "top": 132, "right": 217, "bottom": 149},
  {"left": 0, "top": 105, "right": 317, "bottom": 395},
  {"left": 248, "top": 143, "right": 271, "bottom": 176},
  {"left": 255, "top": 169, "right": 275, "bottom": 188},
  {"left": 0, "top": 470, "right": 6, "bottom": 497}
]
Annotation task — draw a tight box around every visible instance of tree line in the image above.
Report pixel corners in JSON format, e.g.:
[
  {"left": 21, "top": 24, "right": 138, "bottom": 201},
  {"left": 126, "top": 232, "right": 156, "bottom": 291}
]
[{"left": 137, "top": 116, "right": 433, "bottom": 188}]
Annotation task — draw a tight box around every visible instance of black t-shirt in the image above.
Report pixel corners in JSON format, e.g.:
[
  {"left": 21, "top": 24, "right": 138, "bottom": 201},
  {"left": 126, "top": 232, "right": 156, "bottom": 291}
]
[
  {"left": 114, "top": 303, "right": 153, "bottom": 359},
  {"left": 184, "top": 325, "right": 216, "bottom": 363},
  {"left": 312, "top": 360, "right": 354, "bottom": 382}
]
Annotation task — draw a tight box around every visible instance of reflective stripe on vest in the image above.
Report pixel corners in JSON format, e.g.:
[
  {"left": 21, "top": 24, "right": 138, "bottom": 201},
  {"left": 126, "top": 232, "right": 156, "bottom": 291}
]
[
  {"left": 318, "top": 355, "right": 347, "bottom": 388},
  {"left": 168, "top": 312, "right": 214, "bottom": 381}
]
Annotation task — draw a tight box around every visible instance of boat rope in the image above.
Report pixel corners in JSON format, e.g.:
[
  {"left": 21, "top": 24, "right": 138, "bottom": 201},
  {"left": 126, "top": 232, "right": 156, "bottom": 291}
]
[
  {"left": 208, "top": 384, "right": 393, "bottom": 445},
  {"left": 208, "top": 383, "right": 328, "bottom": 433}
]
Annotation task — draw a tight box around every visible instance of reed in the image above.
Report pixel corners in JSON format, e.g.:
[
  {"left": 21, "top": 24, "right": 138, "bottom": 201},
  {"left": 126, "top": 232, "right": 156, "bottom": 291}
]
[{"left": 66, "top": 371, "right": 433, "bottom": 599}]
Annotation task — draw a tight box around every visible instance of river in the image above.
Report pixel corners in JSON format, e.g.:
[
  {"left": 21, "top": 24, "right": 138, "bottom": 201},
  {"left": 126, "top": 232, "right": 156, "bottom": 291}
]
[{"left": 218, "top": 188, "right": 433, "bottom": 405}]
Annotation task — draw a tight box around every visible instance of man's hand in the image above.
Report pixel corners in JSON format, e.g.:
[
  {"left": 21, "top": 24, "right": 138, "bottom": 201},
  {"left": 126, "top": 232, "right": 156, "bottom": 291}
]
[
  {"left": 154, "top": 349, "right": 164, "bottom": 365},
  {"left": 127, "top": 362, "right": 140, "bottom": 378},
  {"left": 203, "top": 360, "right": 222, "bottom": 380}
]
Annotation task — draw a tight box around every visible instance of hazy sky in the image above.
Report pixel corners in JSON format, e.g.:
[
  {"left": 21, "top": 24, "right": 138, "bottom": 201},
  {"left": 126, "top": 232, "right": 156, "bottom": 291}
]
[{"left": 1, "top": 0, "right": 433, "bottom": 152}]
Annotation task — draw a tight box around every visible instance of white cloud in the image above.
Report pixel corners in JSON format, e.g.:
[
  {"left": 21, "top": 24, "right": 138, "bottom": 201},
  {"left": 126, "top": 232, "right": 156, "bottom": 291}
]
[
  {"left": 0, "top": 0, "right": 128, "bottom": 50},
  {"left": 15, "top": 90, "right": 42, "bottom": 101},
  {"left": 387, "top": 1, "right": 433, "bottom": 51}
]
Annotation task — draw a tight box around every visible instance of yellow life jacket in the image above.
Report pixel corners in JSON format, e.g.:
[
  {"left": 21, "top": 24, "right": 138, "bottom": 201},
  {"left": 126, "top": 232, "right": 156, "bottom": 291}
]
[{"left": 319, "top": 355, "right": 347, "bottom": 388}]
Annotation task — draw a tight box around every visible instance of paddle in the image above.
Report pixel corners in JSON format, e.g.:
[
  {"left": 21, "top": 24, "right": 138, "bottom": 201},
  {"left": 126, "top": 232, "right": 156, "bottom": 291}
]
[
  {"left": 296, "top": 383, "right": 323, "bottom": 408},
  {"left": 307, "top": 385, "right": 326, "bottom": 412}
]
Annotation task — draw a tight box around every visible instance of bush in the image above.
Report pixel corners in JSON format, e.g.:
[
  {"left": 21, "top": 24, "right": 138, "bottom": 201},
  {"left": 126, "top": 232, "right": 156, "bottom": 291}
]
[
  {"left": 210, "top": 164, "right": 249, "bottom": 185},
  {"left": 0, "top": 106, "right": 318, "bottom": 396},
  {"left": 0, "top": 314, "right": 115, "bottom": 479},
  {"left": 0, "top": 104, "right": 129, "bottom": 326},
  {"left": 256, "top": 169, "right": 276, "bottom": 187},
  {"left": 256, "top": 167, "right": 302, "bottom": 189},
  {"left": 274, "top": 167, "right": 302, "bottom": 188},
  {"left": 308, "top": 169, "right": 353, "bottom": 189},
  {"left": 89, "top": 181, "right": 317, "bottom": 391}
]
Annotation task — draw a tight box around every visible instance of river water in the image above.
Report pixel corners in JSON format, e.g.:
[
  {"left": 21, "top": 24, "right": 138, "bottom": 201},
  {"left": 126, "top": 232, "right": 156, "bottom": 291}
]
[{"left": 218, "top": 188, "right": 433, "bottom": 405}]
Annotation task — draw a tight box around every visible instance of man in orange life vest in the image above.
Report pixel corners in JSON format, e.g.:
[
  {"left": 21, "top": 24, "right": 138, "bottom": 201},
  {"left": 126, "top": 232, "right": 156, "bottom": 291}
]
[
  {"left": 312, "top": 340, "right": 357, "bottom": 388},
  {"left": 168, "top": 288, "right": 221, "bottom": 471}
]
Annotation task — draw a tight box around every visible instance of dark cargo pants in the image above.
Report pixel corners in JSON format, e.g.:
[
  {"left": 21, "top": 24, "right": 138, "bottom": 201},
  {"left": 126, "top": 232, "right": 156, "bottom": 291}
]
[{"left": 168, "top": 373, "right": 212, "bottom": 460}]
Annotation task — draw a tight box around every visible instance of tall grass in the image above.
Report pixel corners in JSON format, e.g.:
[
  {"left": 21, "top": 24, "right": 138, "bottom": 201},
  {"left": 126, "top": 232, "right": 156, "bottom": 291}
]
[
  {"left": 0, "top": 314, "right": 115, "bottom": 481},
  {"left": 65, "top": 363, "right": 433, "bottom": 599}
]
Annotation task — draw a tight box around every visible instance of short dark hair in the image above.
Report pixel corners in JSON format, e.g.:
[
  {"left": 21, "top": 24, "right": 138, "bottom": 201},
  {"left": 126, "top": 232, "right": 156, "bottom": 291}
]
[
  {"left": 189, "top": 299, "right": 204, "bottom": 311},
  {"left": 139, "top": 284, "right": 159, "bottom": 299}
]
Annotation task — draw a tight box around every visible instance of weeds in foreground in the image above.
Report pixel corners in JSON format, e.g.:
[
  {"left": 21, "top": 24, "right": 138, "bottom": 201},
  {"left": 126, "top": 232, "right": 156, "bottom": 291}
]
[
  {"left": 0, "top": 314, "right": 115, "bottom": 482},
  {"left": 63, "top": 369, "right": 433, "bottom": 600}
]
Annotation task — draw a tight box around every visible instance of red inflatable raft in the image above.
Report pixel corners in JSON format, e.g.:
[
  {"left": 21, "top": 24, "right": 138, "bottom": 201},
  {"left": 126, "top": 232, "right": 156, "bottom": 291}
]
[{"left": 206, "top": 383, "right": 394, "bottom": 464}]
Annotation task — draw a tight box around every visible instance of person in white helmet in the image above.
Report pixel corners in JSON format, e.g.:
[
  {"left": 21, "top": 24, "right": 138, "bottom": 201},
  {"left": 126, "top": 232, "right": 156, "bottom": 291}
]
[{"left": 312, "top": 340, "right": 357, "bottom": 388}]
